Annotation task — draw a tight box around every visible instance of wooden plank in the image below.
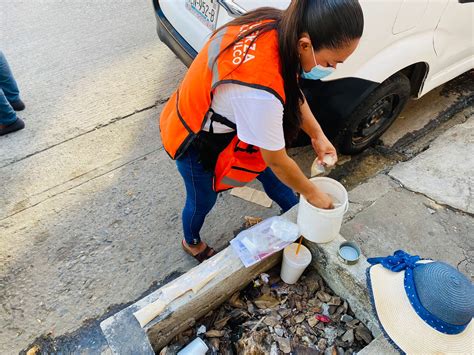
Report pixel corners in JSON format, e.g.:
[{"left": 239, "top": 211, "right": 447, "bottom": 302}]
[{"left": 144, "top": 246, "right": 281, "bottom": 351}]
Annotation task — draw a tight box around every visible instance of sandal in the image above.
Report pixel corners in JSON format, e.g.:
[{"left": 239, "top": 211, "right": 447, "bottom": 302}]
[{"left": 181, "top": 240, "right": 216, "bottom": 263}]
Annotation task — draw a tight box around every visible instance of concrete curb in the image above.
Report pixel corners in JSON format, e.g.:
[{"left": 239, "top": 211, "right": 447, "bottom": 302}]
[
  {"left": 100, "top": 206, "right": 393, "bottom": 353},
  {"left": 358, "top": 335, "right": 399, "bottom": 355}
]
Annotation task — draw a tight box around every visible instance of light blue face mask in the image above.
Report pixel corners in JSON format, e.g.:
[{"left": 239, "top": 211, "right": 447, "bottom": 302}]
[{"left": 301, "top": 47, "right": 335, "bottom": 80}]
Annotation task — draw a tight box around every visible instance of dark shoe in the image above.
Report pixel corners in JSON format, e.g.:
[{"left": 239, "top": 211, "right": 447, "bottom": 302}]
[
  {"left": 10, "top": 99, "right": 25, "bottom": 111},
  {"left": 0, "top": 118, "right": 25, "bottom": 136}
]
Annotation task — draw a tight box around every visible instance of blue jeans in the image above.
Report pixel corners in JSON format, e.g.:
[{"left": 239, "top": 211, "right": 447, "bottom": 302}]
[
  {"left": 176, "top": 145, "right": 298, "bottom": 245},
  {"left": 0, "top": 51, "right": 20, "bottom": 125}
]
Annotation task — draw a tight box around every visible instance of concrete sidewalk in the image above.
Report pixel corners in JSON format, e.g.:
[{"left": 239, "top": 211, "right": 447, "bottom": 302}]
[
  {"left": 342, "top": 115, "right": 473, "bottom": 279},
  {"left": 98, "top": 114, "right": 473, "bottom": 355}
]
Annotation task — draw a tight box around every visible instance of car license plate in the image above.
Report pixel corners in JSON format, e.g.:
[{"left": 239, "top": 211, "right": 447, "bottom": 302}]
[{"left": 185, "top": 0, "right": 219, "bottom": 31}]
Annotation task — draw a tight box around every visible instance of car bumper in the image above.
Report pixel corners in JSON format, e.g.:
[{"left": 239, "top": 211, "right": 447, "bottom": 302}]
[{"left": 152, "top": 0, "right": 198, "bottom": 68}]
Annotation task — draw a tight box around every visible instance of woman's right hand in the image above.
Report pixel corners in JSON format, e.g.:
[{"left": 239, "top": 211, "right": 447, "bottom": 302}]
[
  {"left": 305, "top": 188, "right": 334, "bottom": 209},
  {"left": 259, "top": 148, "right": 335, "bottom": 210}
]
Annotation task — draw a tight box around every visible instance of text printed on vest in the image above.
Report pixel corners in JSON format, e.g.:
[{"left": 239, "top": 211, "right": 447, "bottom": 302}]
[{"left": 232, "top": 22, "right": 263, "bottom": 65}]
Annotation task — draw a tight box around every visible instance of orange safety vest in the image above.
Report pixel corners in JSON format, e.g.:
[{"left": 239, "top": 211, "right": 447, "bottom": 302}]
[{"left": 159, "top": 21, "right": 286, "bottom": 192}]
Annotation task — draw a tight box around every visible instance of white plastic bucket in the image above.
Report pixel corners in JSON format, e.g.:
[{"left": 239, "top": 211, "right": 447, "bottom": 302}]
[
  {"left": 280, "top": 243, "right": 312, "bottom": 284},
  {"left": 177, "top": 337, "right": 208, "bottom": 355},
  {"left": 297, "top": 177, "right": 349, "bottom": 243}
]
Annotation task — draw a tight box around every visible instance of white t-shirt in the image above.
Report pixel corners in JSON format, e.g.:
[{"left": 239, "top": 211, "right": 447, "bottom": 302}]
[{"left": 202, "top": 83, "right": 285, "bottom": 151}]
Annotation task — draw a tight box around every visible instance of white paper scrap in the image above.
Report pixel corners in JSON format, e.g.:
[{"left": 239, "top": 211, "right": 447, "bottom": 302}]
[{"left": 230, "top": 186, "right": 272, "bottom": 208}]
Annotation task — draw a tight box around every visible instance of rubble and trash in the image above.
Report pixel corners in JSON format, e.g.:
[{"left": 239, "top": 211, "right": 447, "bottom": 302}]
[
  {"left": 176, "top": 337, "right": 208, "bottom": 355},
  {"left": 163, "top": 267, "right": 373, "bottom": 354},
  {"left": 243, "top": 216, "right": 263, "bottom": 228}
]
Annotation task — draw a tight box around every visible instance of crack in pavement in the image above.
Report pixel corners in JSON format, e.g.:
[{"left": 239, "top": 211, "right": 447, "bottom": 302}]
[
  {"left": 388, "top": 174, "right": 474, "bottom": 217},
  {"left": 456, "top": 250, "right": 472, "bottom": 274},
  {"left": 0, "top": 97, "right": 169, "bottom": 169},
  {"left": 344, "top": 188, "right": 393, "bottom": 223},
  {"left": 0, "top": 146, "right": 164, "bottom": 222}
]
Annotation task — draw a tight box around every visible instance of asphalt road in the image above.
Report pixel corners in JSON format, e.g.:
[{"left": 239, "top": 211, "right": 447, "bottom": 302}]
[{"left": 0, "top": 1, "right": 472, "bottom": 353}]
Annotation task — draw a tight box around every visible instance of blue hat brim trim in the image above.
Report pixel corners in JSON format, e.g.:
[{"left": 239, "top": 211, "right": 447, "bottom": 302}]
[
  {"left": 366, "top": 265, "right": 405, "bottom": 355},
  {"left": 404, "top": 267, "right": 469, "bottom": 335}
]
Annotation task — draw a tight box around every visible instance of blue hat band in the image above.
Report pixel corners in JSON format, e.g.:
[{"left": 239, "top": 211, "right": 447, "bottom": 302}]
[{"left": 404, "top": 268, "right": 468, "bottom": 335}]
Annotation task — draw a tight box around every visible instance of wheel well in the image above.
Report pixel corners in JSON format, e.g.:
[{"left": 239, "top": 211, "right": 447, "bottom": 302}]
[{"left": 399, "top": 62, "right": 429, "bottom": 97}]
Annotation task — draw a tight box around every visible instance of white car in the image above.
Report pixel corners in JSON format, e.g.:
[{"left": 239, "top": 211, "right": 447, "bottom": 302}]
[{"left": 153, "top": 0, "right": 473, "bottom": 154}]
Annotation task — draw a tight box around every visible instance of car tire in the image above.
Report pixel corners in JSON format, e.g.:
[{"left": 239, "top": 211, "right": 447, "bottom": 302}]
[{"left": 338, "top": 72, "right": 411, "bottom": 155}]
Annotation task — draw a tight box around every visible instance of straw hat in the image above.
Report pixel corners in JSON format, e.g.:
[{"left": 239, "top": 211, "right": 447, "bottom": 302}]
[{"left": 367, "top": 250, "right": 473, "bottom": 354}]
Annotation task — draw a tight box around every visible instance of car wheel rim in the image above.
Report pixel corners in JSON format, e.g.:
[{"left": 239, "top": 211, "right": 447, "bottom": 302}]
[{"left": 352, "top": 94, "right": 400, "bottom": 146}]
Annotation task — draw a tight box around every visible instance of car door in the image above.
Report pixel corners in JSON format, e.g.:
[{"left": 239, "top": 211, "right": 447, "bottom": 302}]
[
  {"left": 430, "top": 0, "right": 474, "bottom": 85},
  {"left": 392, "top": 0, "right": 429, "bottom": 34}
]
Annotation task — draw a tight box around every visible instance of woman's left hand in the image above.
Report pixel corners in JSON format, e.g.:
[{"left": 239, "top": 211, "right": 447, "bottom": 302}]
[{"left": 311, "top": 133, "right": 338, "bottom": 167}]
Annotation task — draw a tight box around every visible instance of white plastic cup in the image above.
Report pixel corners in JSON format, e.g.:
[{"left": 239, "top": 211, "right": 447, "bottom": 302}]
[
  {"left": 177, "top": 337, "right": 208, "bottom": 355},
  {"left": 297, "top": 177, "right": 349, "bottom": 243},
  {"left": 280, "top": 243, "right": 312, "bottom": 284}
]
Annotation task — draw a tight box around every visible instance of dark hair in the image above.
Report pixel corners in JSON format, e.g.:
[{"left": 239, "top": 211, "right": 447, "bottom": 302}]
[{"left": 214, "top": 0, "right": 364, "bottom": 144}]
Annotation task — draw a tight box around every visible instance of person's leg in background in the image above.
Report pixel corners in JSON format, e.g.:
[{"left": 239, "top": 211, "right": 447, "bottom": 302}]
[
  {"left": 257, "top": 167, "right": 299, "bottom": 213},
  {"left": 176, "top": 145, "right": 218, "bottom": 259},
  {"left": 0, "top": 51, "right": 24, "bottom": 109},
  {"left": 0, "top": 51, "right": 25, "bottom": 135}
]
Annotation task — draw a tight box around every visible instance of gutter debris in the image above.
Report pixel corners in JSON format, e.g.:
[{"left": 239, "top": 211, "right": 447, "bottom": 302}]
[{"left": 161, "top": 266, "right": 372, "bottom": 354}]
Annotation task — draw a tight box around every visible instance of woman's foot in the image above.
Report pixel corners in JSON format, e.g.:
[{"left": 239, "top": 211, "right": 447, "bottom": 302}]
[
  {"left": 0, "top": 118, "right": 25, "bottom": 136},
  {"left": 181, "top": 240, "right": 216, "bottom": 263}
]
